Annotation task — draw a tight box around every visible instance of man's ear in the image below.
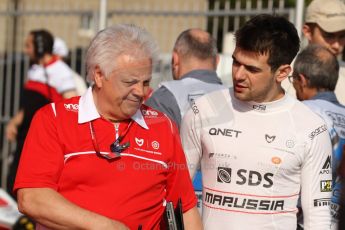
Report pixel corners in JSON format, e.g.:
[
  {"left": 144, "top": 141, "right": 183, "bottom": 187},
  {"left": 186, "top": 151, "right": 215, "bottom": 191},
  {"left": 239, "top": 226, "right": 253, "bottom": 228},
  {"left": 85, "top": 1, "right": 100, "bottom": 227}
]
[
  {"left": 302, "top": 24, "right": 312, "bottom": 42},
  {"left": 275, "top": 64, "right": 291, "bottom": 83},
  {"left": 172, "top": 51, "right": 180, "bottom": 79},
  {"left": 93, "top": 66, "right": 104, "bottom": 88},
  {"left": 298, "top": 73, "right": 309, "bottom": 88}
]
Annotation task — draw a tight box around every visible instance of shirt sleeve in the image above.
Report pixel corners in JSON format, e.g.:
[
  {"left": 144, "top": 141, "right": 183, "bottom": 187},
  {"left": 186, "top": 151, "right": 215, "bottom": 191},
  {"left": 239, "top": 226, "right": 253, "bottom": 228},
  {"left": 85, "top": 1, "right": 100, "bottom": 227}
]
[
  {"left": 145, "top": 86, "right": 182, "bottom": 128},
  {"left": 180, "top": 102, "right": 202, "bottom": 180},
  {"left": 301, "top": 122, "right": 332, "bottom": 230},
  {"left": 14, "top": 104, "right": 65, "bottom": 193},
  {"left": 165, "top": 121, "right": 197, "bottom": 212}
]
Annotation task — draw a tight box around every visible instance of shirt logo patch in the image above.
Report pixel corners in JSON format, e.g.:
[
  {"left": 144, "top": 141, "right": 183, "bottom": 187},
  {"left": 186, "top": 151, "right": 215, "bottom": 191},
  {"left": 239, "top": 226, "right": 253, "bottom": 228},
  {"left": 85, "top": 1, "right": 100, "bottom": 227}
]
[
  {"left": 135, "top": 138, "right": 144, "bottom": 147},
  {"left": 217, "top": 167, "right": 232, "bottom": 183},
  {"left": 265, "top": 134, "right": 276, "bottom": 143},
  {"left": 64, "top": 103, "right": 79, "bottom": 112},
  {"left": 271, "top": 157, "right": 282, "bottom": 165},
  {"left": 253, "top": 104, "right": 266, "bottom": 111},
  {"left": 320, "top": 156, "right": 331, "bottom": 175},
  {"left": 286, "top": 139, "right": 295, "bottom": 148},
  {"left": 142, "top": 109, "right": 158, "bottom": 117},
  {"left": 320, "top": 180, "right": 332, "bottom": 192},
  {"left": 314, "top": 198, "right": 331, "bottom": 207},
  {"left": 151, "top": 141, "right": 159, "bottom": 150}
]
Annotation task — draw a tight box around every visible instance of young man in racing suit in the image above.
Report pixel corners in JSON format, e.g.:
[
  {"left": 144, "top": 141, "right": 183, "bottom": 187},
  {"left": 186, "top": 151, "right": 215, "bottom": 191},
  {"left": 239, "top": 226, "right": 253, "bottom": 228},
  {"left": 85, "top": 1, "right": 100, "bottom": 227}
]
[{"left": 181, "top": 14, "right": 332, "bottom": 230}]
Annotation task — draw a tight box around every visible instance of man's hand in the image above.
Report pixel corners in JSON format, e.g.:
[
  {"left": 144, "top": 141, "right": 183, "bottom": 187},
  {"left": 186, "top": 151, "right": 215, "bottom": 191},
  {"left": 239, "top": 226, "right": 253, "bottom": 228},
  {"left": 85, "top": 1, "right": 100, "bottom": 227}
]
[
  {"left": 6, "top": 120, "right": 18, "bottom": 142},
  {"left": 6, "top": 109, "right": 24, "bottom": 142}
]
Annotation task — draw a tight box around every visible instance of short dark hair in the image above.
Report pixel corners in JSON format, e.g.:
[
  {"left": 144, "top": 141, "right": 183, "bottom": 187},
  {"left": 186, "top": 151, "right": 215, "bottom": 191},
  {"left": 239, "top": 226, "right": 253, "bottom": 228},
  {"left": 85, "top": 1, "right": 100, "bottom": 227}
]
[
  {"left": 174, "top": 29, "right": 218, "bottom": 60},
  {"left": 30, "top": 29, "right": 54, "bottom": 59},
  {"left": 235, "top": 14, "right": 300, "bottom": 71},
  {"left": 294, "top": 44, "right": 339, "bottom": 91}
]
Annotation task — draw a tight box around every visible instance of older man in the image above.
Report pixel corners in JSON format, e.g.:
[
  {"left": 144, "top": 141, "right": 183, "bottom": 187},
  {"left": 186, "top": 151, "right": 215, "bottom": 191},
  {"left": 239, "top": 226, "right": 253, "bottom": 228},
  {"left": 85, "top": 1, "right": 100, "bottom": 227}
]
[
  {"left": 292, "top": 44, "right": 345, "bottom": 229},
  {"left": 14, "top": 24, "right": 201, "bottom": 230}
]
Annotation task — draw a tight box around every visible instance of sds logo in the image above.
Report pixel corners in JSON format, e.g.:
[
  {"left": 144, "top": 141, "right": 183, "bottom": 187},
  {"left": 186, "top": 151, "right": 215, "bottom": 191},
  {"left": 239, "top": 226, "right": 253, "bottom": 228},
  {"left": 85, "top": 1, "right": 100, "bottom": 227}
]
[{"left": 217, "top": 167, "right": 273, "bottom": 188}]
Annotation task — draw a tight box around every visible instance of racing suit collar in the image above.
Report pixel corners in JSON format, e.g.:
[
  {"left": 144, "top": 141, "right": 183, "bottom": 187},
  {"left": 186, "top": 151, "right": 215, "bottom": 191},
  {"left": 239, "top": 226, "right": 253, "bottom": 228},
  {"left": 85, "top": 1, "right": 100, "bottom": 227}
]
[
  {"left": 78, "top": 87, "right": 148, "bottom": 129},
  {"left": 231, "top": 89, "right": 294, "bottom": 113}
]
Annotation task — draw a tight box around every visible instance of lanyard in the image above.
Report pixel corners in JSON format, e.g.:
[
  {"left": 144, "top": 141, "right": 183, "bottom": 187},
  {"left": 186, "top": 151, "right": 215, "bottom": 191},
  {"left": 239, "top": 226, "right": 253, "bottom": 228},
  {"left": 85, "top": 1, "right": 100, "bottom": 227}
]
[{"left": 89, "top": 120, "right": 132, "bottom": 160}]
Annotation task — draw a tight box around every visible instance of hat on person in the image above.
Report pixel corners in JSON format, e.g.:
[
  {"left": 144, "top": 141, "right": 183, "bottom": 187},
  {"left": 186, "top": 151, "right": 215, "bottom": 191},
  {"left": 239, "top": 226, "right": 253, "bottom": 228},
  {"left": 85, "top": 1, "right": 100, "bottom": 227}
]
[
  {"left": 305, "top": 0, "right": 345, "bottom": 33},
  {"left": 53, "top": 37, "right": 69, "bottom": 57}
]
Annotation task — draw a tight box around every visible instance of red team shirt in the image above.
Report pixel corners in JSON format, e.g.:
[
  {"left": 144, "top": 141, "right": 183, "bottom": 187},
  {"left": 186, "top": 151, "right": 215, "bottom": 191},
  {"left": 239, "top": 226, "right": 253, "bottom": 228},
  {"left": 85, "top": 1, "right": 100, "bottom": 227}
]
[{"left": 14, "top": 87, "right": 196, "bottom": 229}]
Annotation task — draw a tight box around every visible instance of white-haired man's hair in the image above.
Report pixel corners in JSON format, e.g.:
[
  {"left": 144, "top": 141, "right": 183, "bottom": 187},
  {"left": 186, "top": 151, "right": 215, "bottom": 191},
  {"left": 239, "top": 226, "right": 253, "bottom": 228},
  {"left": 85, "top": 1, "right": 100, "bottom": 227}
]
[{"left": 85, "top": 24, "right": 159, "bottom": 83}]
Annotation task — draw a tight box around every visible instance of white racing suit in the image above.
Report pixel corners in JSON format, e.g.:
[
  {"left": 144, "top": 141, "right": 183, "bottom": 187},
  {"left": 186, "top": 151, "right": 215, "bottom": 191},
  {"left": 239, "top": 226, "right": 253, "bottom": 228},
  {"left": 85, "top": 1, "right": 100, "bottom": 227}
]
[{"left": 181, "top": 89, "right": 332, "bottom": 230}]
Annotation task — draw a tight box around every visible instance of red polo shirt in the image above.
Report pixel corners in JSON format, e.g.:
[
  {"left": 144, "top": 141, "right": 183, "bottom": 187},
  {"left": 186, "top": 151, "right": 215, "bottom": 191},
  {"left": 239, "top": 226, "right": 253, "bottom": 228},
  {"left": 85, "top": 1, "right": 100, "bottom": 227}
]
[{"left": 14, "top": 87, "right": 196, "bottom": 229}]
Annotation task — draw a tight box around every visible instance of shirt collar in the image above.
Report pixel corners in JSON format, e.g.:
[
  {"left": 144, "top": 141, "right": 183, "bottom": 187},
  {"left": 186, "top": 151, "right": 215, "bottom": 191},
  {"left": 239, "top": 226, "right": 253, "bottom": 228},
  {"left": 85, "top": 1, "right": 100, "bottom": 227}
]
[
  {"left": 180, "top": 69, "right": 223, "bottom": 85},
  {"left": 311, "top": 91, "right": 343, "bottom": 107},
  {"left": 78, "top": 87, "right": 148, "bottom": 129},
  {"left": 43, "top": 55, "right": 59, "bottom": 67}
]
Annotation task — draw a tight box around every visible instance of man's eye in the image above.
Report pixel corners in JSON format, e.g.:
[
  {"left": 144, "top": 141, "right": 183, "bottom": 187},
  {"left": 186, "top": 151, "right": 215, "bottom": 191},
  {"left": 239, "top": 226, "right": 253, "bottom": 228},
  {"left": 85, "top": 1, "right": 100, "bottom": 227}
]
[
  {"left": 232, "top": 60, "right": 240, "bottom": 66},
  {"left": 124, "top": 81, "right": 136, "bottom": 85},
  {"left": 246, "top": 67, "right": 260, "bottom": 73},
  {"left": 323, "top": 33, "right": 334, "bottom": 39}
]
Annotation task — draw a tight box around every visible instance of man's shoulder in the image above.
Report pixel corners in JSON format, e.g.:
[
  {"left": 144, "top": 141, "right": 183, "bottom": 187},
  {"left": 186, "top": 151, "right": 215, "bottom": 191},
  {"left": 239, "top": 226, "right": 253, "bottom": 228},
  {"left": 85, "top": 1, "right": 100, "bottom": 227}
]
[
  {"left": 141, "top": 104, "right": 175, "bottom": 122},
  {"left": 48, "top": 59, "right": 73, "bottom": 75},
  {"left": 186, "top": 88, "right": 229, "bottom": 115},
  {"left": 146, "top": 85, "right": 176, "bottom": 106},
  {"left": 195, "top": 87, "right": 228, "bottom": 103},
  {"left": 290, "top": 99, "right": 328, "bottom": 129},
  {"left": 305, "top": 99, "right": 345, "bottom": 112},
  {"left": 45, "top": 96, "right": 81, "bottom": 116},
  {"left": 140, "top": 104, "right": 179, "bottom": 133}
]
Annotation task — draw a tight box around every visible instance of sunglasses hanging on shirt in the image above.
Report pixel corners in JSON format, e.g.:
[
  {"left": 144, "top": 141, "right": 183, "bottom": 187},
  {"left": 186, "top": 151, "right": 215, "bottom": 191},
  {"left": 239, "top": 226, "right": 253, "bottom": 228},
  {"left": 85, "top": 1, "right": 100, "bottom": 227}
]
[{"left": 89, "top": 121, "right": 131, "bottom": 160}]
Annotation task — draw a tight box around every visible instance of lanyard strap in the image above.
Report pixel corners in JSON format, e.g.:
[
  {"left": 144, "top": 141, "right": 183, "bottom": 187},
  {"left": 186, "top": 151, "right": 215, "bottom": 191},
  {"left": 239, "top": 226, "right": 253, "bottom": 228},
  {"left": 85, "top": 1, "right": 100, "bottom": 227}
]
[{"left": 89, "top": 120, "right": 132, "bottom": 160}]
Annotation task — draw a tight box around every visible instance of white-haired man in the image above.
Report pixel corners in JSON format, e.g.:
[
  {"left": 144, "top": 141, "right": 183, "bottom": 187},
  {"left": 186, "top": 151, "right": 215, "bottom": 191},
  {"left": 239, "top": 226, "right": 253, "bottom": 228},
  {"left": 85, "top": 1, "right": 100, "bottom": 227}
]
[{"left": 14, "top": 25, "right": 201, "bottom": 229}]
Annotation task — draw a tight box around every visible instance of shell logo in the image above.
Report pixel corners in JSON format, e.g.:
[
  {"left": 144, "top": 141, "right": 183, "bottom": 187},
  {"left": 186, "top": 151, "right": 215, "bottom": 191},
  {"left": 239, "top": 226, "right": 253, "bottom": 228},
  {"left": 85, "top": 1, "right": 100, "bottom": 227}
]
[{"left": 271, "top": 157, "right": 282, "bottom": 165}]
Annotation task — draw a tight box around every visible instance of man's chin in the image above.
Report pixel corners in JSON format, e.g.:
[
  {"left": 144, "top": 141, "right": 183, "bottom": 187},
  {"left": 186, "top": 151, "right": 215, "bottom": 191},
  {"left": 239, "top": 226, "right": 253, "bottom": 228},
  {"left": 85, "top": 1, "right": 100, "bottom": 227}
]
[
  {"left": 234, "top": 92, "right": 250, "bottom": 101},
  {"left": 124, "top": 105, "right": 141, "bottom": 117}
]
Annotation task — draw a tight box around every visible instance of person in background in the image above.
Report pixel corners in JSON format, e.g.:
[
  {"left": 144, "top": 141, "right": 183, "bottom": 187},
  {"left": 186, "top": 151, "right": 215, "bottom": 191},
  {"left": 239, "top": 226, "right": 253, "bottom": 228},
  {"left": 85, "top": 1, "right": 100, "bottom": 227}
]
[
  {"left": 14, "top": 24, "right": 201, "bottom": 229},
  {"left": 181, "top": 14, "right": 332, "bottom": 229},
  {"left": 146, "top": 28, "right": 225, "bottom": 128},
  {"left": 291, "top": 44, "right": 345, "bottom": 230},
  {"left": 283, "top": 0, "right": 345, "bottom": 104},
  {"left": 5, "top": 29, "right": 77, "bottom": 195},
  {"left": 146, "top": 28, "right": 226, "bottom": 213}
]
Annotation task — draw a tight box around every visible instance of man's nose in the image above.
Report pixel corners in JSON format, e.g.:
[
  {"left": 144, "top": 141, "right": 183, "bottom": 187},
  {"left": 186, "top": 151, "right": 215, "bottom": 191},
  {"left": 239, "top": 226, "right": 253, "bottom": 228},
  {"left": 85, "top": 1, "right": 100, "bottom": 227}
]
[
  {"left": 330, "top": 39, "right": 341, "bottom": 55},
  {"left": 133, "top": 84, "right": 145, "bottom": 97},
  {"left": 233, "top": 65, "right": 246, "bottom": 81}
]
